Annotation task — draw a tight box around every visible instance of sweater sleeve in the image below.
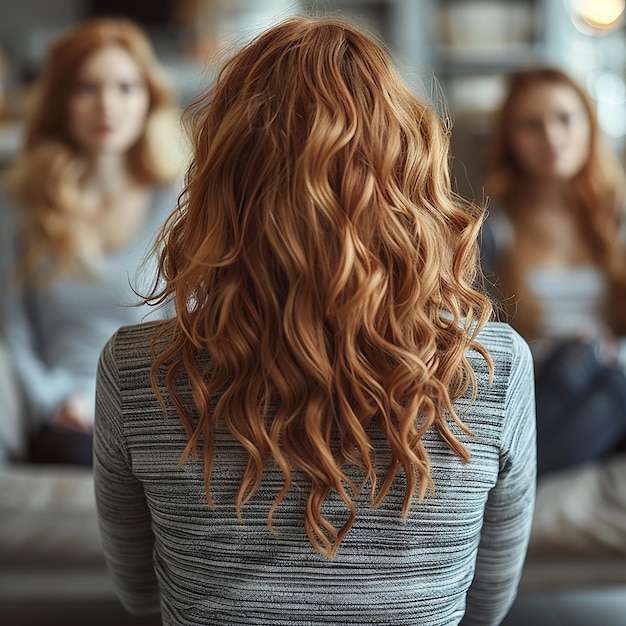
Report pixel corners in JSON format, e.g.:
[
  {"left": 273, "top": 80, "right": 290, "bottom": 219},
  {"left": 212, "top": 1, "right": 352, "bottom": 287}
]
[
  {"left": 461, "top": 330, "right": 537, "bottom": 625},
  {"left": 93, "top": 332, "right": 161, "bottom": 615},
  {"left": 0, "top": 195, "right": 76, "bottom": 428}
]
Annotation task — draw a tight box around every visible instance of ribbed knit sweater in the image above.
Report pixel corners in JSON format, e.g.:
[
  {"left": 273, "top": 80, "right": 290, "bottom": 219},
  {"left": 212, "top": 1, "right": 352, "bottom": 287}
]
[{"left": 94, "top": 320, "right": 536, "bottom": 625}]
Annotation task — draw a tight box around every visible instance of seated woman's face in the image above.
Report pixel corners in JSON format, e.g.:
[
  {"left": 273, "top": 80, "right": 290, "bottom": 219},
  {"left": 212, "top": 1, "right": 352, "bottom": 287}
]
[
  {"left": 67, "top": 44, "right": 150, "bottom": 157},
  {"left": 508, "top": 81, "right": 591, "bottom": 181}
]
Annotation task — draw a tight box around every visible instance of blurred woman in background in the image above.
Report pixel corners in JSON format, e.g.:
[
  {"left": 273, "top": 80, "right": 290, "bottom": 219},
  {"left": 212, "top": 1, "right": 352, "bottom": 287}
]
[
  {"left": 0, "top": 18, "right": 182, "bottom": 465},
  {"left": 94, "top": 16, "right": 535, "bottom": 625},
  {"left": 484, "top": 67, "right": 626, "bottom": 475}
]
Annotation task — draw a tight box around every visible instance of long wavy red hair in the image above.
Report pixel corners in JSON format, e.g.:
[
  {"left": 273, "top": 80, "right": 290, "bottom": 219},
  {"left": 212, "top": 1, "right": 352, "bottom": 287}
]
[
  {"left": 6, "top": 17, "right": 179, "bottom": 279},
  {"left": 148, "top": 16, "right": 493, "bottom": 557},
  {"left": 486, "top": 67, "right": 626, "bottom": 337}
]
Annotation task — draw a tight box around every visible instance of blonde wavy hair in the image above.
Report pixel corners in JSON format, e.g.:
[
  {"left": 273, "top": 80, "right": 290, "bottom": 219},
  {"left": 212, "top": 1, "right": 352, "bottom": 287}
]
[
  {"left": 148, "top": 16, "right": 493, "bottom": 557},
  {"left": 486, "top": 67, "right": 626, "bottom": 337},
  {"left": 6, "top": 17, "right": 180, "bottom": 279}
]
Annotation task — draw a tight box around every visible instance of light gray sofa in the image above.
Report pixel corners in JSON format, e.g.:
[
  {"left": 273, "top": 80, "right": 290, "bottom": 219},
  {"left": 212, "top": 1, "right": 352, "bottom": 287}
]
[
  {"left": 0, "top": 343, "right": 159, "bottom": 624},
  {"left": 523, "top": 452, "right": 626, "bottom": 589},
  {"left": 1, "top": 341, "right": 626, "bottom": 621}
]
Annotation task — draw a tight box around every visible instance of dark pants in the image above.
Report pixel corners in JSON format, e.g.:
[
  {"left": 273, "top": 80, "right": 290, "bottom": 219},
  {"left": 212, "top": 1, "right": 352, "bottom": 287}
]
[
  {"left": 29, "top": 426, "right": 93, "bottom": 467},
  {"left": 535, "top": 340, "right": 626, "bottom": 476}
]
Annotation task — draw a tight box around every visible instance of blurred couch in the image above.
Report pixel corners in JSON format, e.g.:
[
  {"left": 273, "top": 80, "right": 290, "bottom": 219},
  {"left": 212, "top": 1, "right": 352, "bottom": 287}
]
[
  {"left": 1, "top": 341, "right": 626, "bottom": 623},
  {"left": 0, "top": 342, "right": 161, "bottom": 624},
  {"left": 523, "top": 452, "right": 626, "bottom": 590}
]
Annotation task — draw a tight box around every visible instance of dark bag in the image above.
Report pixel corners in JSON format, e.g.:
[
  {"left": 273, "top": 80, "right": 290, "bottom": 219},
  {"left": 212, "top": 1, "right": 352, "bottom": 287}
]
[{"left": 535, "top": 339, "right": 626, "bottom": 475}]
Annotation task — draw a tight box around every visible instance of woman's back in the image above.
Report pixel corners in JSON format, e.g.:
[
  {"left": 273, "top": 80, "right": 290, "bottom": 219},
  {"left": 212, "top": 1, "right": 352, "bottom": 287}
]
[
  {"left": 95, "top": 319, "right": 535, "bottom": 626},
  {"left": 94, "top": 16, "right": 536, "bottom": 624}
]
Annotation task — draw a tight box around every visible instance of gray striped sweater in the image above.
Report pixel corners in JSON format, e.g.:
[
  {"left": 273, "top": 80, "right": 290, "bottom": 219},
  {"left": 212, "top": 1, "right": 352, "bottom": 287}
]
[{"left": 94, "top": 320, "right": 536, "bottom": 625}]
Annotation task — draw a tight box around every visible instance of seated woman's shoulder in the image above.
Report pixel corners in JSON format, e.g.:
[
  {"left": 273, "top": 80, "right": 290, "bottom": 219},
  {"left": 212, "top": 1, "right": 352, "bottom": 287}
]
[{"left": 477, "top": 321, "right": 532, "bottom": 366}]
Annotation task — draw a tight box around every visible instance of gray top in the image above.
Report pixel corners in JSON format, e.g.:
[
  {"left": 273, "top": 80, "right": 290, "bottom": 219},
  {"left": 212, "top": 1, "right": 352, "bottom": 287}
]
[
  {"left": 94, "top": 320, "right": 536, "bottom": 626},
  {"left": 481, "top": 212, "right": 626, "bottom": 369},
  {"left": 0, "top": 185, "right": 177, "bottom": 430}
]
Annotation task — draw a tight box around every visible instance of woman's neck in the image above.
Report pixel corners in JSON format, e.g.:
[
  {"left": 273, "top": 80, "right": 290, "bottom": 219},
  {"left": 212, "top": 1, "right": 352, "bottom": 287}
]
[
  {"left": 516, "top": 177, "right": 570, "bottom": 212},
  {"left": 80, "top": 153, "right": 137, "bottom": 198},
  {"left": 71, "top": 152, "right": 151, "bottom": 250}
]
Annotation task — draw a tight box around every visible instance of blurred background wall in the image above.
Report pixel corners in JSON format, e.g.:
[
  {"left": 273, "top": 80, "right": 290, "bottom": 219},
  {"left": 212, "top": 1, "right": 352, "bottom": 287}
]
[{"left": 0, "top": 0, "right": 625, "bottom": 201}]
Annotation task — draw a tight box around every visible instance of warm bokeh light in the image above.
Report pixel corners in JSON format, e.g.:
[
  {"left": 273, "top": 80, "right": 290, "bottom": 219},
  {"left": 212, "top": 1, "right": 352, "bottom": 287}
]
[{"left": 570, "top": 0, "right": 625, "bottom": 32}]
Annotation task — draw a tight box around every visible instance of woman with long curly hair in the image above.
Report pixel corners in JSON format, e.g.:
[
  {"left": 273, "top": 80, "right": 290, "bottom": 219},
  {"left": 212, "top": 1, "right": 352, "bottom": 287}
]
[
  {"left": 94, "top": 16, "right": 535, "bottom": 625},
  {"left": 484, "top": 67, "right": 626, "bottom": 475},
  {"left": 0, "top": 18, "right": 182, "bottom": 465}
]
